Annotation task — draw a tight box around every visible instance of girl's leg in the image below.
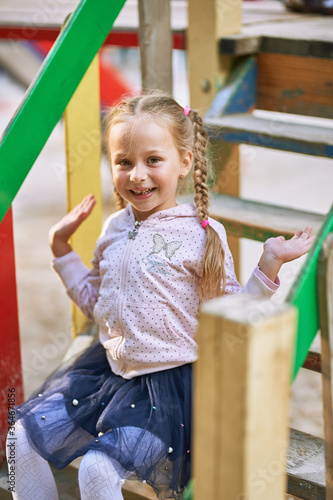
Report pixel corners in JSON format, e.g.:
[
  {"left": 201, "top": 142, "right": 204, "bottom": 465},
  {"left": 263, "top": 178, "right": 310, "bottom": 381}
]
[
  {"left": 79, "top": 450, "right": 129, "bottom": 500},
  {"left": 78, "top": 426, "right": 165, "bottom": 500},
  {"left": 6, "top": 420, "right": 58, "bottom": 500}
]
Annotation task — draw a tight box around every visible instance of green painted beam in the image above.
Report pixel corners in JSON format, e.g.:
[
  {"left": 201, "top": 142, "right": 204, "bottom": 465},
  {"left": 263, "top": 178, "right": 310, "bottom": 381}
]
[
  {"left": 0, "top": 0, "right": 126, "bottom": 223},
  {"left": 287, "top": 204, "right": 333, "bottom": 380}
]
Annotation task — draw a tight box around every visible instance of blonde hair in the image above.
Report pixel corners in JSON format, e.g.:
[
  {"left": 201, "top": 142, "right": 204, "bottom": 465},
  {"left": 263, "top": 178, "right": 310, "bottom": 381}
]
[{"left": 104, "top": 92, "right": 226, "bottom": 301}]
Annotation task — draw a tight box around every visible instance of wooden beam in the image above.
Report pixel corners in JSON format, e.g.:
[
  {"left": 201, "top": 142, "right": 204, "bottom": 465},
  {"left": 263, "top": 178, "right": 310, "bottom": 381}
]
[
  {"left": 193, "top": 294, "right": 295, "bottom": 499},
  {"left": 64, "top": 54, "right": 103, "bottom": 337},
  {"left": 138, "top": 0, "right": 173, "bottom": 94},
  {"left": 0, "top": 207, "right": 23, "bottom": 466},
  {"left": 318, "top": 232, "right": 333, "bottom": 497},
  {"left": 187, "top": 0, "right": 242, "bottom": 112}
]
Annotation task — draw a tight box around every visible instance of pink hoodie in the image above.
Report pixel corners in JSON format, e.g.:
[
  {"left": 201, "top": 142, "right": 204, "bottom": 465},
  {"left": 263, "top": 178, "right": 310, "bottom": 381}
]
[{"left": 53, "top": 202, "right": 279, "bottom": 379}]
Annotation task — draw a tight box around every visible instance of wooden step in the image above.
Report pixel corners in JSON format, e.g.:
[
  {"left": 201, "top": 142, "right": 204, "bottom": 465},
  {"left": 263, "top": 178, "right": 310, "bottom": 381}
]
[
  {"left": 179, "top": 193, "right": 325, "bottom": 242},
  {"left": 205, "top": 112, "right": 333, "bottom": 158},
  {"left": 287, "top": 428, "right": 325, "bottom": 500}
]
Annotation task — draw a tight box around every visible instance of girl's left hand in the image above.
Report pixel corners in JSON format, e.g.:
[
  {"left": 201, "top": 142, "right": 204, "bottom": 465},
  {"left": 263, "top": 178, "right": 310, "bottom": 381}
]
[
  {"left": 264, "top": 226, "right": 315, "bottom": 265},
  {"left": 258, "top": 226, "right": 315, "bottom": 283}
]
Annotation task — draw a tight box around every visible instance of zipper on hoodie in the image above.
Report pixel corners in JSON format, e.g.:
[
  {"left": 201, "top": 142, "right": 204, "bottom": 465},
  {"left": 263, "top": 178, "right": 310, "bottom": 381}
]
[{"left": 115, "top": 221, "right": 145, "bottom": 359}]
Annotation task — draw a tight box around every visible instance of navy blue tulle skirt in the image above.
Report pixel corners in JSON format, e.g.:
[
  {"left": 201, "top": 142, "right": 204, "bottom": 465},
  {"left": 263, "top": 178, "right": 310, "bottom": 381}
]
[{"left": 15, "top": 341, "right": 192, "bottom": 499}]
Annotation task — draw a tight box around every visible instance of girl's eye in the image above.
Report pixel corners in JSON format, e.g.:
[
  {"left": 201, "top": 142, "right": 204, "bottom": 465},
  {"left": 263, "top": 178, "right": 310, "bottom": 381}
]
[
  {"left": 119, "top": 159, "right": 131, "bottom": 166},
  {"left": 148, "top": 157, "right": 160, "bottom": 164}
]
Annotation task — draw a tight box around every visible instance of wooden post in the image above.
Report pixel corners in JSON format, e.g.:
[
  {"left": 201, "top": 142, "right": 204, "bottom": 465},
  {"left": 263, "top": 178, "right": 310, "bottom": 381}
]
[
  {"left": 187, "top": 0, "right": 242, "bottom": 278},
  {"left": 138, "top": 0, "right": 172, "bottom": 94},
  {"left": 193, "top": 294, "right": 296, "bottom": 499},
  {"left": 64, "top": 55, "right": 103, "bottom": 337},
  {"left": 0, "top": 207, "right": 23, "bottom": 465},
  {"left": 318, "top": 232, "right": 333, "bottom": 496}
]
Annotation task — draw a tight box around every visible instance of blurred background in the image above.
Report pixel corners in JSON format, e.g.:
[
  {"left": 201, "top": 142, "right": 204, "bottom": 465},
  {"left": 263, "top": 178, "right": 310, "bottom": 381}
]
[{"left": 0, "top": 0, "right": 332, "bottom": 441}]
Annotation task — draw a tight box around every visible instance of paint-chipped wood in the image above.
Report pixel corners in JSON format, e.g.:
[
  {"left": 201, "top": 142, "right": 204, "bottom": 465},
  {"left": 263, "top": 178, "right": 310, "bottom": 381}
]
[
  {"left": 205, "top": 113, "right": 333, "bottom": 158},
  {"left": 257, "top": 54, "right": 333, "bottom": 119},
  {"left": 287, "top": 429, "right": 325, "bottom": 500}
]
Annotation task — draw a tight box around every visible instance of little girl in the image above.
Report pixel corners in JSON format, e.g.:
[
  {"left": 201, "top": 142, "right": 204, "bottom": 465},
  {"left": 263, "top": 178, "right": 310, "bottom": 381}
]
[{"left": 9, "top": 93, "right": 314, "bottom": 500}]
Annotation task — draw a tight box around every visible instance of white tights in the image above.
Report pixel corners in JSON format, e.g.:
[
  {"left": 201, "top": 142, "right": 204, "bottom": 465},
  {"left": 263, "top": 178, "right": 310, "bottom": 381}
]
[{"left": 7, "top": 421, "right": 164, "bottom": 500}]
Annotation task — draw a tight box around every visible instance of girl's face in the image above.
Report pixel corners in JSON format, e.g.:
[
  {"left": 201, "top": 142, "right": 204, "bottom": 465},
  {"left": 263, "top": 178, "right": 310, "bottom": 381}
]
[{"left": 109, "top": 114, "right": 193, "bottom": 222}]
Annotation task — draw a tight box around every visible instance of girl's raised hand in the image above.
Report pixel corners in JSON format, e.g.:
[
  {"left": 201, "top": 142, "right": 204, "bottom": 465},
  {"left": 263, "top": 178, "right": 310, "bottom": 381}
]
[
  {"left": 49, "top": 194, "right": 96, "bottom": 258},
  {"left": 264, "top": 226, "right": 315, "bottom": 265},
  {"left": 258, "top": 226, "right": 315, "bottom": 283}
]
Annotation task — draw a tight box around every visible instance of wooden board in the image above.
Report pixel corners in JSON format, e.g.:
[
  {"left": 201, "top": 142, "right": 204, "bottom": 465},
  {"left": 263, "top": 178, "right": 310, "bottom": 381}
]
[
  {"left": 287, "top": 429, "right": 325, "bottom": 500},
  {"left": 0, "top": 0, "right": 126, "bottom": 224},
  {"left": 0, "top": 207, "right": 23, "bottom": 466},
  {"left": 207, "top": 193, "right": 324, "bottom": 242},
  {"left": 193, "top": 294, "right": 295, "bottom": 499},
  {"left": 257, "top": 54, "right": 333, "bottom": 119},
  {"left": 0, "top": 0, "right": 187, "bottom": 31},
  {"left": 64, "top": 54, "right": 103, "bottom": 336},
  {"left": 219, "top": 2, "right": 333, "bottom": 60},
  {"left": 205, "top": 112, "right": 333, "bottom": 158}
]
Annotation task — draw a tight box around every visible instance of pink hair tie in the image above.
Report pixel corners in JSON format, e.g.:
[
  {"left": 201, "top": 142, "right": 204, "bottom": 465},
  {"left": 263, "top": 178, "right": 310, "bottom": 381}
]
[
  {"left": 184, "top": 106, "right": 191, "bottom": 116},
  {"left": 201, "top": 220, "right": 210, "bottom": 229}
]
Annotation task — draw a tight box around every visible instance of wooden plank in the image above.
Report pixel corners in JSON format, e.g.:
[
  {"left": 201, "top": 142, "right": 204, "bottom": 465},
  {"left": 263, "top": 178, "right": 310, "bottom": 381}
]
[
  {"left": 64, "top": 54, "right": 103, "bottom": 337},
  {"left": 0, "top": 0, "right": 126, "bottom": 224},
  {"left": 193, "top": 294, "right": 295, "bottom": 499},
  {"left": 219, "top": 14, "right": 333, "bottom": 59},
  {"left": 0, "top": 0, "right": 187, "bottom": 31},
  {"left": 287, "top": 204, "right": 333, "bottom": 379},
  {"left": 318, "top": 233, "right": 333, "bottom": 497},
  {"left": 287, "top": 429, "right": 325, "bottom": 500},
  {"left": 138, "top": 0, "right": 172, "bottom": 94},
  {"left": 0, "top": 207, "right": 24, "bottom": 466},
  {"left": 178, "top": 193, "right": 324, "bottom": 242},
  {"left": 205, "top": 113, "right": 333, "bottom": 158},
  {"left": 257, "top": 54, "right": 333, "bottom": 120}
]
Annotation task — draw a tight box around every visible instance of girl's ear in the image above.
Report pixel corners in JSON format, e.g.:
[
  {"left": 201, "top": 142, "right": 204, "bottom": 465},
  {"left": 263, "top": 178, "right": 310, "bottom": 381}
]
[{"left": 180, "top": 150, "right": 193, "bottom": 178}]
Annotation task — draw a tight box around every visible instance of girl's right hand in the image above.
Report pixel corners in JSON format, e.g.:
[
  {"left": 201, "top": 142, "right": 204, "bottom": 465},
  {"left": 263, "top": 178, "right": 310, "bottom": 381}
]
[{"left": 49, "top": 194, "right": 96, "bottom": 258}]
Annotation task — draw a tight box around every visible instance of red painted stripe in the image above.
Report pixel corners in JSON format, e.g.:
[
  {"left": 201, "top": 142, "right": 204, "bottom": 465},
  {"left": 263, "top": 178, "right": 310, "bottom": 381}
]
[
  {"left": 0, "top": 207, "right": 23, "bottom": 466},
  {"left": 0, "top": 27, "right": 185, "bottom": 49}
]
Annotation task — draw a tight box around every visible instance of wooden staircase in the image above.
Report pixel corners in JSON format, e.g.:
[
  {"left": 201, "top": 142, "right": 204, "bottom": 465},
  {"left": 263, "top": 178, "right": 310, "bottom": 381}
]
[{"left": 190, "top": 3, "right": 333, "bottom": 497}]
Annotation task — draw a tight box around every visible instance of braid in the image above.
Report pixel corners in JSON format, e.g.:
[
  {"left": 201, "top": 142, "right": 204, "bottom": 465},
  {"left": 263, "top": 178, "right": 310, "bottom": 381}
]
[
  {"left": 191, "top": 112, "right": 209, "bottom": 221},
  {"left": 188, "top": 110, "right": 226, "bottom": 301}
]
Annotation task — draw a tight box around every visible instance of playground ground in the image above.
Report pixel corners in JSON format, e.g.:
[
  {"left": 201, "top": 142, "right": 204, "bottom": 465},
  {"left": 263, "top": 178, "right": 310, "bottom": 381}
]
[{"left": 1, "top": 46, "right": 333, "bottom": 439}]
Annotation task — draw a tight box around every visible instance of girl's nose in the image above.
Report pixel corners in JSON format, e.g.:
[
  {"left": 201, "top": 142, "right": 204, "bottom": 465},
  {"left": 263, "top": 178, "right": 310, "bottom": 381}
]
[{"left": 130, "top": 164, "right": 148, "bottom": 182}]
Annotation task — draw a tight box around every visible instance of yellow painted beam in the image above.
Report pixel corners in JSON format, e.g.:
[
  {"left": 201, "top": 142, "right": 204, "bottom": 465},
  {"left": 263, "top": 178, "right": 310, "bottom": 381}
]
[{"left": 64, "top": 54, "right": 103, "bottom": 337}]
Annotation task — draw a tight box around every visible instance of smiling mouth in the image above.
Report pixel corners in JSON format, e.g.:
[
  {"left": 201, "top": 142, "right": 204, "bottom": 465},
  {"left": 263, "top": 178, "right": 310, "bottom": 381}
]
[{"left": 130, "top": 188, "right": 156, "bottom": 195}]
